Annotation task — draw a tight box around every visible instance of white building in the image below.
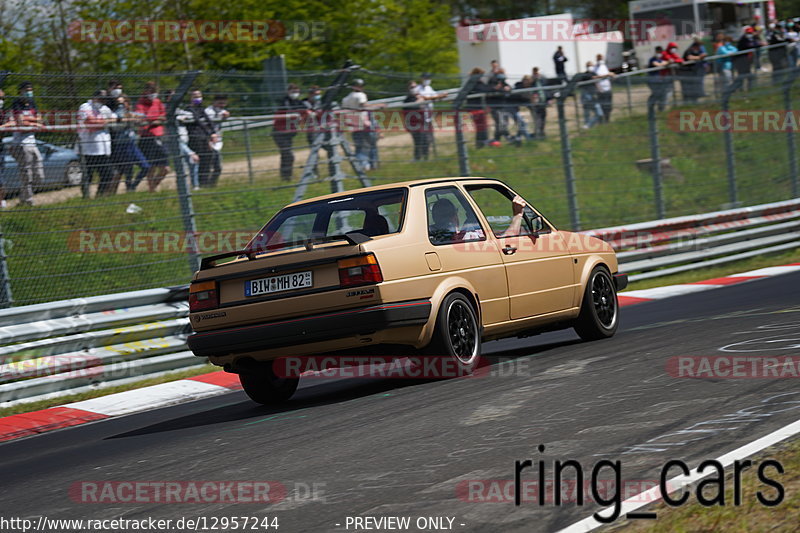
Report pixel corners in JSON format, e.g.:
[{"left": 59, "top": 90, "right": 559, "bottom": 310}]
[{"left": 456, "top": 13, "right": 624, "bottom": 82}]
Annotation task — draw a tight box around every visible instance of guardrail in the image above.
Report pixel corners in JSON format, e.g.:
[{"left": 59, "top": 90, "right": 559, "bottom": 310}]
[
  {"left": 1, "top": 198, "right": 797, "bottom": 406},
  {"left": 587, "top": 197, "right": 800, "bottom": 282},
  {"left": 0, "top": 286, "right": 201, "bottom": 407}
]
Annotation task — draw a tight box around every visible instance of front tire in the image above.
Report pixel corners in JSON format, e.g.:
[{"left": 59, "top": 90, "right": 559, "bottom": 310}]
[
  {"left": 425, "top": 292, "right": 481, "bottom": 376},
  {"left": 574, "top": 266, "right": 619, "bottom": 341},
  {"left": 239, "top": 361, "right": 299, "bottom": 405}
]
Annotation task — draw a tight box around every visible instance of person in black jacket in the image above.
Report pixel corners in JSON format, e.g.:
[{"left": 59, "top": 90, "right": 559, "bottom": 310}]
[
  {"left": 465, "top": 67, "right": 493, "bottom": 148},
  {"left": 272, "top": 84, "right": 307, "bottom": 181},
  {"left": 185, "top": 90, "right": 217, "bottom": 188},
  {"left": 735, "top": 28, "right": 759, "bottom": 92},
  {"left": 768, "top": 23, "right": 789, "bottom": 83},
  {"left": 487, "top": 69, "right": 514, "bottom": 146}
]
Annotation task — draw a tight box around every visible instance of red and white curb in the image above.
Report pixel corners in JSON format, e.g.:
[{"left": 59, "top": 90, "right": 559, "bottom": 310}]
[
  {"left": 617, "top": 263, "right": 800, "bottom": 307},
  {"left": 0, "top": 372, "right": 240, "bottom": 443},
  {"left": 1, "top": 262, "right": 799, "bottom": 444}
]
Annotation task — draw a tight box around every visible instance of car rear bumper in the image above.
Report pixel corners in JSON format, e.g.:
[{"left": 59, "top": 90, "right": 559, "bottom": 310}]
[
  {"left": 188, "top": 299, "right": 432, "bottom": 358},
  {"left": 614, "top": 273, "right": 629, "bottom": 292}
]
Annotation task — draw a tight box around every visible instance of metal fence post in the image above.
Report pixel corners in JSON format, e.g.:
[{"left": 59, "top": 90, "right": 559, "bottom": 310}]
[
  {"left": 721, "top": 86, "right": 738, "bottom": 206},
  {"left": 625, "top": 75, "right": 633, "bottom": 116},
  {"left": 783, "top": 65, "right": 799, "bottom": 198},
  {"left": 647, "top": 100, "right": 666, "bottom": 219},
  {"left": 164, "top": 71, "right": 201, "bottom": 274},
  {"left": 242, "top": 118, "right": 254, "bottom": 184},
  {"left": 452, "top": 73, "right": 481, "bottom": 177},
  {"left": 0, "top": 223, "right": 13, "bottom": 308},
  {"left": 556, "top": 96, "right": 581, "bottom": 231}
]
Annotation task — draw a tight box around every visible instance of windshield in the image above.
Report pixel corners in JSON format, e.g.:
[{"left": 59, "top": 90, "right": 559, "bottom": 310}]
[{"left": 246, "top": 188, "right": 407, "bottom": 252}]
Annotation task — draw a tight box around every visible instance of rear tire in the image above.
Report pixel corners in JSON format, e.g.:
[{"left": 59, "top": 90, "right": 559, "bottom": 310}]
[
  {"left": 239, "top": 361, "right": 299, "bottom": 404},
  {"left": 424, "top": 292, "right": 481, "bottom": 377},
  {"left": 574, "top": 266, "right": 619, "bottom": 341}
]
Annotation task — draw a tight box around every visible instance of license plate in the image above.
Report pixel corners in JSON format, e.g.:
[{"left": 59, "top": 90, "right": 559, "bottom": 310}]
[{"left": 245, "top": 271, "right": 313, "bottom": 297}]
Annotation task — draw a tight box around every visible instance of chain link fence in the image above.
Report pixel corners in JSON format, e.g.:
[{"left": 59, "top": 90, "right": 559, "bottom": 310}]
[{"left": 0, "top": 45, "right": 798, "bottom": 307}]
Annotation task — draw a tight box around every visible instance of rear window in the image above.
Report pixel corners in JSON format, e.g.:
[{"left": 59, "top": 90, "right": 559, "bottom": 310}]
[{"left": 247, "top": 188, "right": 407, "bottom": 251}]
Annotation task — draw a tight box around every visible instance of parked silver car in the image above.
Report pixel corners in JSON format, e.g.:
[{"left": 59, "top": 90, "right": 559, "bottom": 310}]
[{"left": 1, "top": 137, "right": 83, "bottom": 194}]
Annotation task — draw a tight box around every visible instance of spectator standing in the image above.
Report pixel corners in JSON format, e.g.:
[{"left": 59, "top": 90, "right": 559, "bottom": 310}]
[
  {"left": 0, "top": 89, "right": 11, "bottom": 208},
  {"left": 767, "top": 23, "right": 789, "bottom": 83},
  {"left": 681, "top": 39, "right": 708, "bottom": 103},
  {"left": 109, "top": 95, "right": 151, "bottom": 192},
  {"left": 272, "top": 84, "right": 306, "bottom": 181},
  {"left": 162, "top": 89, "right": 198, "bottom": 190},
  {"left": 736, "top": 28, "right": 759, "bottom": 92},
  {"left": 9, "top": 81, "right": 44, "bottom": 206},
  {"left": 712, "top": 32, "right": 726, "bottom": 53},
  {"left": 659, "top": 43, "right": 683, "bottom": 105},
  {"left": 786, "top": 21, "right": 799, "bottom": 67},
  {"left": 204, "top": 94, "right": 229, "bottom": 187},
  {"left": 416, "top": 73, "right": 447, "bottom": 159},
  {"left": 489, "top": 60, "right": 501, "bottom": 78},
  {"left": 303, "top": 85, "right": 336, "bottom": 177},
  {"left": 574, "top": 62, "right": 603, "bottom": 129},
  {"left": 486, "top": 70, "right": 516, "bottom": 146},
  {"left": 513, "top": 75, "right": 535, "bottom": 141},
  {"left": 465, "top": 67, "right": 492, "bottom": 148},
  {"left": 184, "top": 90, "right": 217, "bottom": 189},
  {"left": 553, "top": 46, "right": 568, "bottom": 80},
  {"left": 403, "top": 81, "right": 428, "bottom": 161},
  {"left": 135, "top": 82, "right": 169, "bottom": 192},
  {"left": 77, "top": 89, "right": 115, "bottom": 197},
  {"left": 592, "top": 54, "right": 615, "bottom": 122},
  {"left": 530, "top": 67, "right": 550, "bottom": 139},
  {"left": 716, "top": 37, "right": 739, "bottom": 92},
  {"left": 646, "top": 46, "right": 671, "bottom": 111},
  {"left": 341, "top": 79, "right": 385, "bottom": 172}
]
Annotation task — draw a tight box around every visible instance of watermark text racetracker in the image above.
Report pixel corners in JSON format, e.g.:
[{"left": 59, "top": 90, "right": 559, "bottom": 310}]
[
  {"left": 69, "top": 230, "right": 627, "bottom": 254},
  {"left": 69, "top": 20, "right": 325, "bottom": 43},
  {"left": 0, "top": 516, "right": 279, "bottom": 532}
]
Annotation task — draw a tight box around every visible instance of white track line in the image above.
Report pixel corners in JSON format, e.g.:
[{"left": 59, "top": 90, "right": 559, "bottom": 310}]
[{"left": 557, "top": 417, "right": 800, "bottom": 532}]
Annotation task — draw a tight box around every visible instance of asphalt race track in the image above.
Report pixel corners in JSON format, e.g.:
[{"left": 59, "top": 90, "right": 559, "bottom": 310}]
[{"left": 2, "top": 272, "right": 800, "bottom": 532}]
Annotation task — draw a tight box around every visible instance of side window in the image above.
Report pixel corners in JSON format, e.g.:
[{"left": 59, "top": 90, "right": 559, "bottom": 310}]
[
  {"left": 466, "top": 185, "right": 540, "bottom": 238},
  {"left": 425, "top": 186, "right": 486, "bottom": 245}
]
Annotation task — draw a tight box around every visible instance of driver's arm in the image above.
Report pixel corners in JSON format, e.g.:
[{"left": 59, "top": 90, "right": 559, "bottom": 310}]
[{"left": 499, "top": 195, "right": 527, "bottom": 237}]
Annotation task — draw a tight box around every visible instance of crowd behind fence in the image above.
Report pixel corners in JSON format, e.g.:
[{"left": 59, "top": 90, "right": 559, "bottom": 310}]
[{"left": 0, "top": 41, "right": 798, "bottom": 307}]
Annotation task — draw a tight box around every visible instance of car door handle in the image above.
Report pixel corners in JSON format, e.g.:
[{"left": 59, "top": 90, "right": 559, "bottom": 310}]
[{"left": 502, "top": 245, "right": 517, "bottom": 255}]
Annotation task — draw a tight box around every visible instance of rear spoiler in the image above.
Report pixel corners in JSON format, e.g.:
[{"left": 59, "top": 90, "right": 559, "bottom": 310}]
[{"left": 198, "top": 232, "right": 372, "bottom": 271}]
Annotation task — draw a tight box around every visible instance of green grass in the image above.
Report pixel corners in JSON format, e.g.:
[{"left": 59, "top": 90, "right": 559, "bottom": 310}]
[
  {"left": 0, "top": 364, "right": 218, "bottom": 418},
  {"left": 0, "top": 80, "right": 798, "bottom": 305}
]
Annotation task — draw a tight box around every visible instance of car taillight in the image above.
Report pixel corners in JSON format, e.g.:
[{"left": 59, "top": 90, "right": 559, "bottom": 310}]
[
  {"left": 189, "top": 280, "right": 218, "bottom": 312},
  {"left": 338, "top": 254, "right": 383, "bottom": 288}
]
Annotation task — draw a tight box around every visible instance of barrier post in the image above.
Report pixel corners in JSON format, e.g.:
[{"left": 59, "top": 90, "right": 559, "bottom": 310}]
[
  {"left": 557, "top": 95, "right": 581, "bottom": 231},
  {"left": 784, "top": 64, "right": 799, "bottom": 198},
  {"left": 647, "top": 100, "right": 666, "bottom": 219},
  {"left": 164, "top": 71, "right": 201, "bottom": 274}
]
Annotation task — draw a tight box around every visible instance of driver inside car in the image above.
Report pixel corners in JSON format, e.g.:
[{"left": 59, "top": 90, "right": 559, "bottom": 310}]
[{"left": 430, "top": 195, "right": 528, "bottom": 242}]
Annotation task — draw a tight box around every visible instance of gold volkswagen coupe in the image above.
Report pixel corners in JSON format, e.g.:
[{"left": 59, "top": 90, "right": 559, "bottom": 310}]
[{"left": 187, "top": 178, "right": 627, "bottom": 403}]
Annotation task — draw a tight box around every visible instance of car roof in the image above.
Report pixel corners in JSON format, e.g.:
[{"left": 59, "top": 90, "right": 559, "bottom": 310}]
[{"left": 286, "top": 177, "right": 507, "bottom": 207}]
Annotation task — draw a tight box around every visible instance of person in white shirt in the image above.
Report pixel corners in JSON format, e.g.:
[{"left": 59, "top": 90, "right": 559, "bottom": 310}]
[
  {"left": 204, "top": 94, "right": 229, "bottom": 187},
  {"left": 9, "top": 81, "right": 44, "bottom": 206},
  {"left": 78, "top": 89, "right": 116, "bottom": 197},
  {"left": 591, "top": 54, "right": 615, "bottom": 123},
  {"left": 341, "top": 79, "right": 385, "bottom": 171},
  {"left": 415, "top": 73, "right": 447, "bottom": 160}
]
